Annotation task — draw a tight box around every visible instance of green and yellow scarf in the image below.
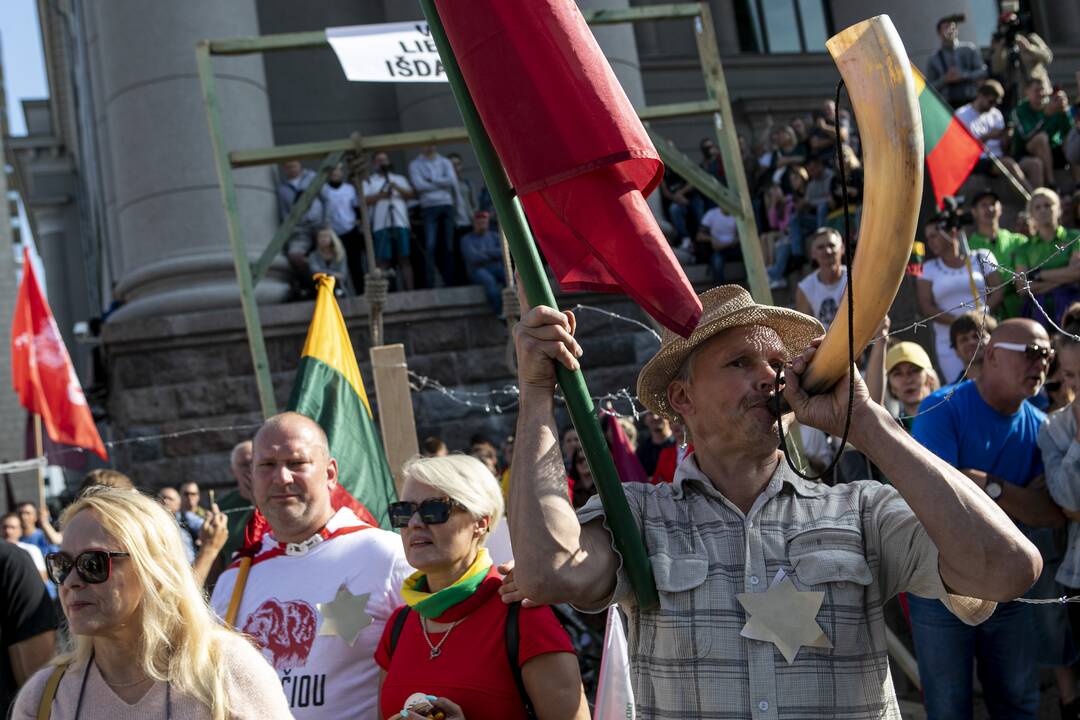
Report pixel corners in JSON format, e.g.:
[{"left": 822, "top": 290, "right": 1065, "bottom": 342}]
[{"left": 401, "top": 548, "right": 495, "bottom": 620}]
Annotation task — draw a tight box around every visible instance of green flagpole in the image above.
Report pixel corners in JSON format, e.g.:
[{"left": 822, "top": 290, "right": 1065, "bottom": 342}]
[{"left": 418, "top": 0, "right": 658, "bottom": 610}]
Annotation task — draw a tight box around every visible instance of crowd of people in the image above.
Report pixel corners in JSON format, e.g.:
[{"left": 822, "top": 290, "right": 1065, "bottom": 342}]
[
  {"left": 7, "top": 274, "right": 1080, "bottom": 717},
  {"left": 278, "top": 146, "right": 507, "bottom": 316},
  {"left": 7, "top": 10, "right": 1080, "bottom": 720}
]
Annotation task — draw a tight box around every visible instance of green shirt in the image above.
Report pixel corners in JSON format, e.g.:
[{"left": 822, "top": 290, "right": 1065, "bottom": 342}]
[
  {"left": 1013, "top": 226, "right": 1080, "bottom": 322},
  {"left": 1013, "top": 226, "right": 1080, "bottom": 272},
  {"left": 1011, "top": 100, "right": 1075, "bottom": 154},
  {"left": 969, "top": 228, "right": 1027, "bottom": 318}
]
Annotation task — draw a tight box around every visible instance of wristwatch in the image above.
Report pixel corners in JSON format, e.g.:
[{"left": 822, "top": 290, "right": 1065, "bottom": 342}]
[{"left": 985, "top": 480, "right": 1004, "bottom": 500}]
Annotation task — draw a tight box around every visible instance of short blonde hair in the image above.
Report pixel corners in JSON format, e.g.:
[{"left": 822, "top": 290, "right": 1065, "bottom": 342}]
[
  {"left": 401, "top": 455, "right": 504, "bottom": 540},
  {"left": 1027, "top": 187, "right": 1061, "bottom": 215},
  {"left": 53, "top": 487, "right": 253, "bottom": 720}
]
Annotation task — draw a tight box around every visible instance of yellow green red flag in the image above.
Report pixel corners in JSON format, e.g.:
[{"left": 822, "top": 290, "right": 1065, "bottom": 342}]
[{"left": 287, "top": 274, "right": 397, "bottom": 528}]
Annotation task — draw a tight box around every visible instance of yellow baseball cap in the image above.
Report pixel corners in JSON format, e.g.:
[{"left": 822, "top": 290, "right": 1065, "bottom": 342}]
[{"left": 885, "top": 342, "right": 933, "bottom": 374}]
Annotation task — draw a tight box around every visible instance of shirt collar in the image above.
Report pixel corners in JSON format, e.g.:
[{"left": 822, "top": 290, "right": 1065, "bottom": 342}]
[
  {"left": 671, "top": 451, "right": 829, "bottom": 504},
  {"left": 265, "top": 506, "right": 360, "bottom": 554}
]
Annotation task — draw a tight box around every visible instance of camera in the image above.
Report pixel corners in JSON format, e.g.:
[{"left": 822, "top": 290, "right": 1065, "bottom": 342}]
[
  {"left": 935, "top": 196, "right": 974, "bottom": 231},
  {"left": 992, "top": 12, "right": 1022, "bottom": 45}
]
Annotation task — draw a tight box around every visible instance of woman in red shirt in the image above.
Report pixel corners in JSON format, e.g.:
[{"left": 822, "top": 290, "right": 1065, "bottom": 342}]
[{"left": 377, "top": 455, "right": 589, "bottom": 719}]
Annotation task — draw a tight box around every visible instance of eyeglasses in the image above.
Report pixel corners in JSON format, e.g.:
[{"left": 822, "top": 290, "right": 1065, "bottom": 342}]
[
  {"left": 388, "top": 497, "right": 465, "bottom": 529},
  {"left": 993, "top": 341, "right": 1054, "bottom": 362},
  {"left": 45, "top": 550, "right": 130, "bottom": 586}
]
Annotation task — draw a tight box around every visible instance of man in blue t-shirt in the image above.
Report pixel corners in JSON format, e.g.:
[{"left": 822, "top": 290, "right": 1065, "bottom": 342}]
[{"left": 911, "top": 318, "right": 1065, "bottom": 719}]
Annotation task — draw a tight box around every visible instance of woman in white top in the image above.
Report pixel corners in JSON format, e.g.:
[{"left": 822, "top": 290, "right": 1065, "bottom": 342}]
[
  {"left": 12, "top": 487, "right": 291, "bottom": 720},
  {"left": 916, "top": 220, "right": 1004, "bottom": 383},
  {"left": 796, "top": 228, "right": 847, "bottom": 329}
]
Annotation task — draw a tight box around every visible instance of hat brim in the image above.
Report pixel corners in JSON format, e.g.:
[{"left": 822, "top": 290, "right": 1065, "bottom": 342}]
[{"left": 637, "top": 305, "right": 824, "bottom": 421}]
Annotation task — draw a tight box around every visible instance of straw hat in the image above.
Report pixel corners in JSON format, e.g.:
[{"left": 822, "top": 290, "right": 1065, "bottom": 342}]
[{"left": 637, "top": 285, "right": 824, "bottom": 420}]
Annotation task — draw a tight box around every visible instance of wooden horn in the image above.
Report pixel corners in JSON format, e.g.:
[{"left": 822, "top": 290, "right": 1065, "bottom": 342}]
[{"left": 800, "top": 15, "right": 924, "bottom": 394}]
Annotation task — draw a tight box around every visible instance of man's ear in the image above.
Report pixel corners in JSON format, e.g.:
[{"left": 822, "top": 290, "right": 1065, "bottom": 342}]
[
  {"left": 326, "top": 457, "right": 339, "bottom": 488},
  {"left": 476, "top": 516, "right": 490, "bottom": 537},
  {"left": 667, "top": 380, "right": 692, "bottom": 420}
]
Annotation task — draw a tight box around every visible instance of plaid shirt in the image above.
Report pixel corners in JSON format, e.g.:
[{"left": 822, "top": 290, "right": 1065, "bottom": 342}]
[{"left": 577, "top": 454, "right": 994, "bottom": 720}]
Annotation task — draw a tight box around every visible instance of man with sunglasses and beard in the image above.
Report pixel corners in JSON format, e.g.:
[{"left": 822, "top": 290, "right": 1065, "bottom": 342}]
[
  {"left": 911, "top": 317, "right": 1068, "bottom": 718},
  {"left": 210, "top": 412, "right": 412, "bottom": 719}
]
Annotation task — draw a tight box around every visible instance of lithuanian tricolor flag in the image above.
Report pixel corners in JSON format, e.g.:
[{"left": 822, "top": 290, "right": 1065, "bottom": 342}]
[
  {"left": 912, "top": 64, "right": 983, "bottom": 209},
  {"left": 287, "top": 274, "right": 397, "bottom": 529}
]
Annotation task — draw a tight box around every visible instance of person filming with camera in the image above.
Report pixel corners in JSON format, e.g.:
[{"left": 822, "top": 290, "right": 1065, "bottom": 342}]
[
  {"left": 991, "top": 10, "right": 1053, "bottom": 110},
  {"left": 926, "top": 14, "right": 988, "bottom": 109},
  {"left": 363, "top": 151, "right": 416, "bottom": 291},
  {"left": 917, "top": 197, "right": 1005, "bottom": 383}
]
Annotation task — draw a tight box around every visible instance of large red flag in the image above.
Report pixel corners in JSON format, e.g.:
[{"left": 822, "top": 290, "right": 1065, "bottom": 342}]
[
  {"left": 11, "top": 249, "right": 107, "bottom": 460},
  {"left": 435, "top": 0, "right": 702, "bottom": 337}
]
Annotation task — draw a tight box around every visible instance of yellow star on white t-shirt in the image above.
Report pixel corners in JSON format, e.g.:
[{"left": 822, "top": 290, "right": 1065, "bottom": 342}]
[{"left": 317, "top": 584, "right": 373, "bottom": 646}]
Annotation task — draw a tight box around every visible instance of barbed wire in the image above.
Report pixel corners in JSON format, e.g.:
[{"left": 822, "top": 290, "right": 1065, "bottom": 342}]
[
  {"left": 1015, "top": 595, "right": 1080, "bottom": 605},
  {"left": 9, "top": 235, "right": 1078, "bottom": 473},
  {"left": 0, "top": 421, "right": 264, "bottom": 473}
]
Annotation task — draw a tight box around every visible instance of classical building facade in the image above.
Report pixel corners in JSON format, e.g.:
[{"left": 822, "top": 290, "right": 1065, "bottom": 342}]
[{"left": 9, "top": 0, "right": 1079, "bottom": 489}]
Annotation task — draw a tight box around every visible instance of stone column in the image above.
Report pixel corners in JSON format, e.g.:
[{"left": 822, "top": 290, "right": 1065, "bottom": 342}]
[
  {"left": 0, "top": 136, "right": 26, "bottom": 469},
  {"left": 90, "top": 0, "right": 288, "bottom": 323}
]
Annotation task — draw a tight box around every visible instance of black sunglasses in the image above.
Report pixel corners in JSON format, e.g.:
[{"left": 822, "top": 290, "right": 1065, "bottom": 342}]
[
  {"left": 388, "top": 497, "right": 465, "bottom": 529},
  {"left": 46, "top": 550, "right": 130, "bottom": 586}
]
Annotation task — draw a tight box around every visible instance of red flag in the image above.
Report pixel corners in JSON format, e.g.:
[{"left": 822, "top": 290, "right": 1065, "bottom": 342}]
[
  {"left": 435, "top": 0, "right": 702, "bottom": 337},
  {"left": 601, "top": 412, "right": 648, "bottom": 484},
  {"left": 11, "top": 249, "right": 107, "bottom": 460}
]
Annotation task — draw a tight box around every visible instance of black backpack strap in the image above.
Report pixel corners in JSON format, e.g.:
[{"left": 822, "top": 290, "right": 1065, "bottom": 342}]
[
  {"left": 504, "top": 602, "right": 537, "bottom": 719},
  {"left": 388, "top": 606, "right": 411, "bottom": 659}
]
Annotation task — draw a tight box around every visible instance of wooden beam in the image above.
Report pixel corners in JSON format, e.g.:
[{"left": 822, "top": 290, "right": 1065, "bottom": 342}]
[
  {"left": 207, "top": 5, "right": 706, "bottom": 58},
  {"left": 230, "top": 100, "right": 719, "bottom": 169},
  {"left": 208, "top": 30, "right": 327, "bottom": 56},
  {"left": 648, "top": 128, "right": 743, "bottom": 217},
  {"left": 370, "top": 344, "right": 418, "bottom": 497},
  {"left": 582, "top": 3, "right": 703, "bottom": 24}
]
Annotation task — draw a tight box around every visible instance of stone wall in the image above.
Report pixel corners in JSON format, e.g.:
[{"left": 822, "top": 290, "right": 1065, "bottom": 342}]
[{"left": 102, "top": 278, "right": 676, "bottom": 494}]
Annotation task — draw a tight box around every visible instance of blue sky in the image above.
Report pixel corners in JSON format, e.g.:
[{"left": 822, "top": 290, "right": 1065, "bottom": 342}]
[{"left": 1, "top": 0, "right": 48, "bottom": 136}]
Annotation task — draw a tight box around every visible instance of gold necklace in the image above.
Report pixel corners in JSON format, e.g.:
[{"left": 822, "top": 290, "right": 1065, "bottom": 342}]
[{"left": 420, "top": 617, "right": 462, "bottom": 659}]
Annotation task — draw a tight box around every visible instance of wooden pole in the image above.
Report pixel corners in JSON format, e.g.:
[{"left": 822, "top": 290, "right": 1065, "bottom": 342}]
[
  {"left": 350, "top": 134, "right": 388, "bottom": 348},
  {"left": 693, "top": 4, "right": 772, "bottom": 304},
  {"left": 33, "top": 414, "right": 44, "bottom": 509},
  {"left": 370, "top": 344, "right": 419, "bottom": 496},
  {"left": 418, "top": 0, "right": 659, "bottom": 609},
  {"left": 195, "top": 42, "right": 278, "bottom": 419}
]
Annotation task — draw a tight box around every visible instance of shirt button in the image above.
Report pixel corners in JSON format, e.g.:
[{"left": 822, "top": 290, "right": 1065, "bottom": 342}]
[
  {"left": 750, "top": 575, "right": 760, "bottom": 586},
  {"left": 758, "top": 700, "right": 770, "bottom": 711}
]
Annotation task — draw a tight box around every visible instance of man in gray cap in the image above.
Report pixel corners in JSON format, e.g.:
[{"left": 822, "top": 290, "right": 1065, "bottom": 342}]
[{"left": 504, "top": 285, "right": 1041, "bottom": 720}]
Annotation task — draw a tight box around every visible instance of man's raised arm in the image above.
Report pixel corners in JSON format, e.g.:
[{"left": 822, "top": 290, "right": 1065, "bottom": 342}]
[
  {"left": 507, "top": 303, "right": 620, "bottom": 608},
  {"left": 784, "top": 350, "right": 1041, "bottom": 602}
]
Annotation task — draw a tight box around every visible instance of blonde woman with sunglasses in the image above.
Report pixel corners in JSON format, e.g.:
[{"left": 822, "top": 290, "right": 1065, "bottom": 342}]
[{"left": 11, "top": 486, "right": 291, "bottom": 720}]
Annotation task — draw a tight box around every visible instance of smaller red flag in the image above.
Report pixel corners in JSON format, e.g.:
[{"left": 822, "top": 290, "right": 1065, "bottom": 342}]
[{"left": 11, "top": 249, "right": 107, "bottom": 460}]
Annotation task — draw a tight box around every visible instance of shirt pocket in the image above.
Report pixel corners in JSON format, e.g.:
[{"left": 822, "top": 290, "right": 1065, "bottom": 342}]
[
  {"left": 787, "top": 527, "right": 874, "bottom": 657},
  {"left": 645, "top": 552, "right": 713, "bottom": 659}
]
